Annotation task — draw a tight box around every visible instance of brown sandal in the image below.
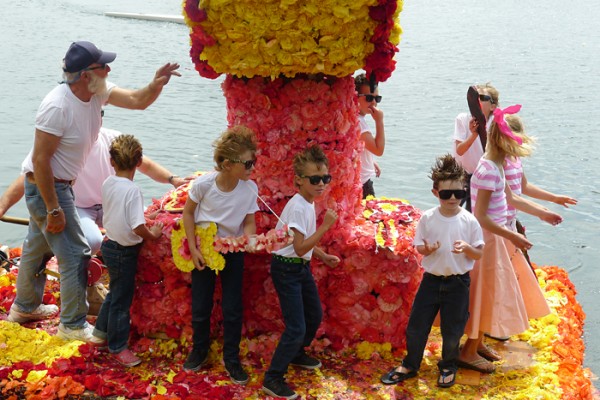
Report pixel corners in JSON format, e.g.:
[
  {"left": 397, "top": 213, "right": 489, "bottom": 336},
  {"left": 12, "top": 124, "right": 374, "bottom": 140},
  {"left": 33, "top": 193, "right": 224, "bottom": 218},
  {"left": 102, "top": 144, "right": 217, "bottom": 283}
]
[
  {"left": 457, "top": 358, "right": 496, "bottom": 374},
  {"left": 478, "top": 345, "right": 501, "bottom": 361}
]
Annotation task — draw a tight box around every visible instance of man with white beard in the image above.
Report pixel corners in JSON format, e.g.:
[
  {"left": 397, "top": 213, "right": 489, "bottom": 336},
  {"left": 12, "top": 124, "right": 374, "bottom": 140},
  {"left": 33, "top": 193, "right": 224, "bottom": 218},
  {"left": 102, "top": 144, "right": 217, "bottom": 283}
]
[{"left": 7, "top": 41, "right": 180, "bottom": 343}]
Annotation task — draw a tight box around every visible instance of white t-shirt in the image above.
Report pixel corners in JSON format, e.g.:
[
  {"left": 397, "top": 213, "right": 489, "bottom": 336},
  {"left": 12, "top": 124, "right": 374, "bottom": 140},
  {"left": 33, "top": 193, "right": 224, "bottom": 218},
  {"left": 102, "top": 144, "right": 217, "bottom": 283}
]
[
  {"left": 73, "top": 128, "right": 120, "bottom": 208},
  {"left": 188, "top": 171, "right": 259, "bottom": 238},
  {"left": 452, "top": 112, "right": 492, "bottom": 174},
  {"left": 273, "top": 193, "right": 316, "bottom": 261},
  {"left": 22, "top": 82, "right": 115, "bottom": 180},
  {"left": 359, "top": 114, "right": 376, "bottom": 184},
  {"left": 413, "top": 207, "right": 484, "bottom": 276},
  {"left": 102, "top": 176, "right": 146, "bottom": 246}
]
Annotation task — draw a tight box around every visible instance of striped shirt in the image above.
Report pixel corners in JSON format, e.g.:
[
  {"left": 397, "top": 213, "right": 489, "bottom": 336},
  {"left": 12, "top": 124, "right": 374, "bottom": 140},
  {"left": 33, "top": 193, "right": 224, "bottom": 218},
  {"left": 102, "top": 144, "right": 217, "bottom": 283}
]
[
  {"left": 470, "top": 158, "right": 507, "bottom": 225},
  {"left": 504, "top": 157, "right": 523, "bottom": 221}
]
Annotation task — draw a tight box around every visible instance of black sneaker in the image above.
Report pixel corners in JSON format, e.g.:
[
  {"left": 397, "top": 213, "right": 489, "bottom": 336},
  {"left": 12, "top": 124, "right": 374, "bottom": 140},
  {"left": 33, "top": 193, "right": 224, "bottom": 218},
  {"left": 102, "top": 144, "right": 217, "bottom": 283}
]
[
  {"left": 225, "top": 362, "right": 249, "bottom": 385},
  {"left": 183, "top": 348, "right": 208, "bottom": 372},
  {"left": 290, "top": 352, "right": 322, "bottom": 369},
  {"left": 262, "top": 378, "right": 298, "bottom": 399}
]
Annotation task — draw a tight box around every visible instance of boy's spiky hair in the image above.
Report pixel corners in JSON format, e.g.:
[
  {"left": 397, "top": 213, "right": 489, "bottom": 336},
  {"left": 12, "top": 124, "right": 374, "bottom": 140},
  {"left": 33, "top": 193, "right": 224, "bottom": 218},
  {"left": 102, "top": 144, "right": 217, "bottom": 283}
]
[
  {"left": 429, "top": 153, "right": 466, "bottom": 189},
  {"left": 293, "top": 145, "right": 329, "bottom": 177},
  {"left": 109, "top": 134, "right": 143, "bottom": 171}
]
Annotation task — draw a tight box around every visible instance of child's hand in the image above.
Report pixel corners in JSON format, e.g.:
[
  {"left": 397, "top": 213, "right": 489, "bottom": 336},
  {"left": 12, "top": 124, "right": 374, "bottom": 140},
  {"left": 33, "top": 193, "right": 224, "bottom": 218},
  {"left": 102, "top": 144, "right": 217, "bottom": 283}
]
[
  {"left": 540, "top": 209, "right": 563, "bottom": 226},
  {"left": 554, "top": 195, "right": 577, "bottom": 208},
  {"left": 511, "top": 232, "right": 532, "bottom": 252},
  {"left": 374, "top": 162, "right": 382, "bottom": 178},
  {"left": 146, "top": 210, "right": 160, "bottom": 220},
  {"left": 422, "top": 239, "right": 440, "bottom": 255},
  {"left": 150, "top": 222, "right": 164, "bottom": 239},
  {"left": 322, "top": 209, "right": 338, "bottom": 229},
  {"left": 191, "top": 247, "right": 207, "bottom": 271},
  {"left": 368, "top": 105, "right": 384, "bottom": 123},
  {"left": 452, "top": 240, "right": 469, "bottom": 254},
  {"left": 469, "top": 117, "right": 479, "bottom": 136},
  {"left": 321, "top": 253, "right": 340, "bottom": 268}
]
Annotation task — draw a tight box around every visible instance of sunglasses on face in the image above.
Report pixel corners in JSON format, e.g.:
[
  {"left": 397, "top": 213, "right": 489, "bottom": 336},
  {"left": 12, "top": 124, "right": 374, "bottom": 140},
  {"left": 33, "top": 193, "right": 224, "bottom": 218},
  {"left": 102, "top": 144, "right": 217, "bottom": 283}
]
[
  {"left": 230, "top": 159, "right": 256, "bottom": 170},
  {"left": 358, "top": 94, "right": 382, "bottom": 103},
  {"left": 300, "top": 174, "right": 332, "bottom": 185},
  {"left": 437, "top": 189, "right": 467, "bottom": 200},
  {"left": 85, "top": 64, "right": 107, "bottom": 71},
  {"left": 478, "top": 94, "right": 493, "bottom": 103}
]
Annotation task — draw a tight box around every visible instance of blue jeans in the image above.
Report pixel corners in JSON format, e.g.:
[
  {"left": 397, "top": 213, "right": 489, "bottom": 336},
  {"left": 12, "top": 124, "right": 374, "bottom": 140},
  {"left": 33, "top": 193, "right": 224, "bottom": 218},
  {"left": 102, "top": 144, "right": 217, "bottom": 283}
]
[
  {"left": 93, "top": 239, "right": 141, "bottom": 353},
  {"left": 16, "top": 179, "right": 91, "bottom": 328},
  {"left": 76, "top": 205, "right": 104, "bottom": 255},
  {"left": 402, "top": 272, "right": 470, "bottom": 373},
  {"left": 265, "top": 258, "right": 323, "bottom": 381},
  {"left": 191, "top": 252, "right": 245, "bottom": 364}
]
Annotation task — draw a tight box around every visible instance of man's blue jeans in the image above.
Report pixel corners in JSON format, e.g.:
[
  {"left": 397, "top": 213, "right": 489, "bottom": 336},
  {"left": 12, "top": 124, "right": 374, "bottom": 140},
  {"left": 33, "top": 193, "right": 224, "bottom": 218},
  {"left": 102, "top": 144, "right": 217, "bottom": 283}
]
[
  {"left": 265, "top": 258, "right": 323, "bottom": 381},
  {"left": 15, "top": 179, "right": 91, "bottom": 328},
  {"left": 402, "top": 272, "right": 470, "bottom": 373},
  {"left": 190, "top": 252, "right": 245, "bottom": 364},
  {"left": 94, "top": 239, "right": 141, "bottom": 353}
]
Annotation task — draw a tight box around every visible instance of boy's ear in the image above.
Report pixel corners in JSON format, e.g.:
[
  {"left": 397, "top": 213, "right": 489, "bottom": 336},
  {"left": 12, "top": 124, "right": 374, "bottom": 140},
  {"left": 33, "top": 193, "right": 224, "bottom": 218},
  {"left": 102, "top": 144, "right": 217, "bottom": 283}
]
[
  {"left": 137, "top": 159, "right": 143, "bottom": 167},
  {"left": 431, "top": 188, "right": 439, "bottom": 198},
  {"left": 110, "top": 158, "right": 116, "bottom": 168}
]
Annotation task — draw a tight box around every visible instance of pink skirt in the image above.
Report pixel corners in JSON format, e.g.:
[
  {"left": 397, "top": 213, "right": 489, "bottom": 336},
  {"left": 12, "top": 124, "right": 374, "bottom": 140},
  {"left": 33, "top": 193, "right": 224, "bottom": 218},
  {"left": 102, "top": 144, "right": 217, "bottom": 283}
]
[{"left": 465, "top": 231, "right": 532, "bottom": 338}]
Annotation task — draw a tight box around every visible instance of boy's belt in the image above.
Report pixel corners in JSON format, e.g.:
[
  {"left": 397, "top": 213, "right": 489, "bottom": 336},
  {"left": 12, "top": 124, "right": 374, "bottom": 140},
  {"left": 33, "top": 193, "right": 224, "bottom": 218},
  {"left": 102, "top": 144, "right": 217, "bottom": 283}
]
[{"left": 273, "top": 254, "right": 310, "bottom": 265}]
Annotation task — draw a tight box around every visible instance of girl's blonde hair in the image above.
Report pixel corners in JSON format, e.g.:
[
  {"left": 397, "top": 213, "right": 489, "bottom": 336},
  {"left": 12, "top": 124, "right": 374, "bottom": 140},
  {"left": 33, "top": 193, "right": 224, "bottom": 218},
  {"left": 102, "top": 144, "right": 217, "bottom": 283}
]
[
  {"left": 293, "top": 145, "right": 329, "bottom": 177},
  {"left": 109, "top": 134, "right": 143, "bottom": 171},
  {"left": 213, "top": 125, "right": 257, "bottom": 171},
  {"left": 488, "top": 114, "right": 535, "bottom": 158}
]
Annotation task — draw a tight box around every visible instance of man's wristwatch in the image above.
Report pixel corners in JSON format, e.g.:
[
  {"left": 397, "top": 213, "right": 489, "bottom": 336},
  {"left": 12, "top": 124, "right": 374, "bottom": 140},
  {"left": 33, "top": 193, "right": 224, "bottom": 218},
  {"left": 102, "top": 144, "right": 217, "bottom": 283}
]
[{"left": 47, "top": 207, "right": 63, "bottom": 217}]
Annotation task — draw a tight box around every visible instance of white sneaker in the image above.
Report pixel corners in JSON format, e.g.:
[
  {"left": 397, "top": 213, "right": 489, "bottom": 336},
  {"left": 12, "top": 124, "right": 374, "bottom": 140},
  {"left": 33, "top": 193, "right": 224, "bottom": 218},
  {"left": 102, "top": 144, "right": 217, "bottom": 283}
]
[
  {"left": 7, "top": 304, "right": 59, "bottom": 323},
  {"left": 56, "top": 322, "right": 95, "bottom": 342}
]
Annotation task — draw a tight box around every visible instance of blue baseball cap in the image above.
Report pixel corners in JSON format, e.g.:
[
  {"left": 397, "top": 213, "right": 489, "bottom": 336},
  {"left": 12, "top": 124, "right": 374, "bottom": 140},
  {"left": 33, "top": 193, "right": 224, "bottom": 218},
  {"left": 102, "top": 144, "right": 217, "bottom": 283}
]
[{"left": 63, "top": 41, "right": 117, "bottom": 73}]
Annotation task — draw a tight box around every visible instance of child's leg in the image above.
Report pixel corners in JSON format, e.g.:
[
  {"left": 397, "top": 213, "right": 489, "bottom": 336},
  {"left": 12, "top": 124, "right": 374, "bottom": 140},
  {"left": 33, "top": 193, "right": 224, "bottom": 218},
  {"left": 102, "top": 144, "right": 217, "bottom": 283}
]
[
  {"left": 299, "top": 265, "right": 323, "bottom": 351},
  {"left": 402, "top": 273, "right": 442, "bottom": 372},
  {"left": 264, "top": 260, "right": 306, "bottom": 382},
  {"left": 101, "top": 240, "right": 141, "bottom": 353},
  {"left": 438, "top": 273, "right": 470, "bottom": 372},
  {"left": 190, "top": 267, "right": 217, "bottom": 352},
  {"left": 220, "top": 252, "right": 245, "bottom": 364}
]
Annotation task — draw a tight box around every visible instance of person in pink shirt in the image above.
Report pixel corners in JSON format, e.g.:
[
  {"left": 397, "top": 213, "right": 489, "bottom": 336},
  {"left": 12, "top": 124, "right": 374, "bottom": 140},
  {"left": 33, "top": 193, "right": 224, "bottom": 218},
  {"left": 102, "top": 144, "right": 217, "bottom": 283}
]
[{"left": 457, "top": 107, "right": 560, "bottom": 374}]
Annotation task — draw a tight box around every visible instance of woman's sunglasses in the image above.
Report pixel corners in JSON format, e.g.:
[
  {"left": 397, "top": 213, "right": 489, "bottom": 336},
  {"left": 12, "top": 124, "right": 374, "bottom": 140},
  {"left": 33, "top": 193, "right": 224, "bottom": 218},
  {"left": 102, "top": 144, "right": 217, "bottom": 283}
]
[
  {"left": 230, "top": 159, "right": 256, "bottom": 170},
  {"left": 358, "top": 94, "right": 382, "bottom": 103},
  {"left": 300, "top": 174, "right": 332, "bottom": 185},
  {"left": 438, "top": 189, "right": 467, "bottom": 200}
]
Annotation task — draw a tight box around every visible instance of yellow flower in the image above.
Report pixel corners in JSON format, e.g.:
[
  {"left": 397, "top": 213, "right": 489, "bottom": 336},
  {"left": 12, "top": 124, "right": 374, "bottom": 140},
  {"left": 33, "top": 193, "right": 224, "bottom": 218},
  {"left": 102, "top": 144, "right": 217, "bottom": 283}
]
[{"left": 171, "top": 220, "right": 226, "bottom": 274}]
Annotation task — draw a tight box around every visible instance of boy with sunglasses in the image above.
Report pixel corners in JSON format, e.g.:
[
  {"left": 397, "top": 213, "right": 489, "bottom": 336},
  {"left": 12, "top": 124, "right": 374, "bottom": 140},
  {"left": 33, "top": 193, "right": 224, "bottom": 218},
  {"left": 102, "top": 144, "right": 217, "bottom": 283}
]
[
  {"left": 262, "top": 145, "right": 339, "bottom": 399},
  {"left": 381, "top": 154, "right": 483, "bottom": 389},
  {"left": 354, "top": 73, "right": 385, "bottom": 199},
  {"left": 453, "top": 83, "right": 499, "bottom": 211}
]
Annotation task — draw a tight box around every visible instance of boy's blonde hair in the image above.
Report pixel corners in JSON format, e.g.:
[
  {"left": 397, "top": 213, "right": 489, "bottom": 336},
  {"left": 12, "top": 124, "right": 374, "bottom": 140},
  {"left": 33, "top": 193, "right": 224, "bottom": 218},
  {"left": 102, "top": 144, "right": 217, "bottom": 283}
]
[
  {"left": 213, "top": 126, "right": 257, "bottom": 171},
  {"left": 429, "top": 154, "right": 466, "bottom": 190},
  {"left": 488, "top": 114, "right": 535, "bottom": 158},
  {"left": 109, "top": 134, "right": 143, "bottom": 171},
  {"left": 293, "top": 145, "right": 329, "bottom": 177}
]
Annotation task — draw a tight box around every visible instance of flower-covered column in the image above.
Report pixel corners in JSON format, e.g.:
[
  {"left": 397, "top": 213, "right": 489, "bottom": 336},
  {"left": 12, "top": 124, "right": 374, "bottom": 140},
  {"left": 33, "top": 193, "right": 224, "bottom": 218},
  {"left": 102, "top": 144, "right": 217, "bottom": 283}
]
[{"left": 130, "top": 0, "right": 423, "bottom": 353}]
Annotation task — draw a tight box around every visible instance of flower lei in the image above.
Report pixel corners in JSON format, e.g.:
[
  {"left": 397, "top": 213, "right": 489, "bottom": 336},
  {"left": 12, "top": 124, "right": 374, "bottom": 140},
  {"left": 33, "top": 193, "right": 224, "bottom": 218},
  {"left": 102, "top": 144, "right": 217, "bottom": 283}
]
[
  {"left": 170, "top": 219, "right": 225, "bottom": 274},
  {"left": 183, "top": 0, "right": 402, "bottom": 82}
]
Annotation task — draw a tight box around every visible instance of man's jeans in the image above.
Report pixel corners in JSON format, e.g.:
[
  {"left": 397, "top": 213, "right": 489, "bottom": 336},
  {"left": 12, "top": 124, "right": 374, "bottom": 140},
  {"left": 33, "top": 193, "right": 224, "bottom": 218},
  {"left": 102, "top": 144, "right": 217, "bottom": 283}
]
[
  {"left": 402, "top": 272, "right": 470, "bottom": 373},
  {"left": 94, "top": 239, "right": 141, "bottom": 353},
  {"left": 265, "top": 258, "right": 323, "bottom": 381},
  {"left": 191, "top": 252, "right": 245, "bottom": 364},
  {"left": 76, "top": 205, "right": 104, "bottom": 255},
  {"left": 16, "top": 179, "right": 91, "bottom": 328}
]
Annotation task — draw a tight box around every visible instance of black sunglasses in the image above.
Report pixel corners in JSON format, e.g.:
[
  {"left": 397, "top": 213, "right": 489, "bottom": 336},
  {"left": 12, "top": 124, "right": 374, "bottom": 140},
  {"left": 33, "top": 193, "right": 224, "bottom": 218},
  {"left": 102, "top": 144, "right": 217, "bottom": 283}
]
[
  {"left": 300, "top": 174, "right": 332, "bottom": 185},
  {"left": 358, "top": 94, "right": 382, "bottom": 103},
  {"left": 85, "top": 64, "right": 107, "bottom": 71},
  {"left": 478, "top": 94, "right": 493, "bottom": 103},
  {"left": 438, "top": 189, "right": 467, "bottom": 200},
  {"left": 230, "top": 159, "right": 256, "bottom": 170}
]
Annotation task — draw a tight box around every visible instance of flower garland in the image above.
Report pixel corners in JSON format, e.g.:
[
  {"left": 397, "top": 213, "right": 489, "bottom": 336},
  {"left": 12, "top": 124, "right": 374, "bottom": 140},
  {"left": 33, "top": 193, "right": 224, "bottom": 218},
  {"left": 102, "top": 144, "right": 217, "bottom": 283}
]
[
  {"left": 170, "top": 219, "right": 225, "bottom": 274},
  {"left": 183, "top": 0, "right": 403, "bottom": 81}
]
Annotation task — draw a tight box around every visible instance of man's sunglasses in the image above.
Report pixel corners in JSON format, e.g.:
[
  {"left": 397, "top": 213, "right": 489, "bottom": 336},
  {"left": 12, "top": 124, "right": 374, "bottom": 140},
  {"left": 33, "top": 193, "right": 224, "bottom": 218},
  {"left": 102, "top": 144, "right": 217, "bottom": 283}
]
[
  {"left": 299, "top": 174, "right": 332, "bottom": 185},
  {"left": 358, "top": 94, "right": 382, "bottom": 103},
  {"left": 85, "top": 64, "right": 108, "bottom": 71},
  {"left": 478, "top": 94, "right": 493, "bottom": 103},
  {"left": 438, "top": 189, "right": 467, "bottom": 200},
  {"left": 230, "top": 159, "right": 256, "bottom": 170}
]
